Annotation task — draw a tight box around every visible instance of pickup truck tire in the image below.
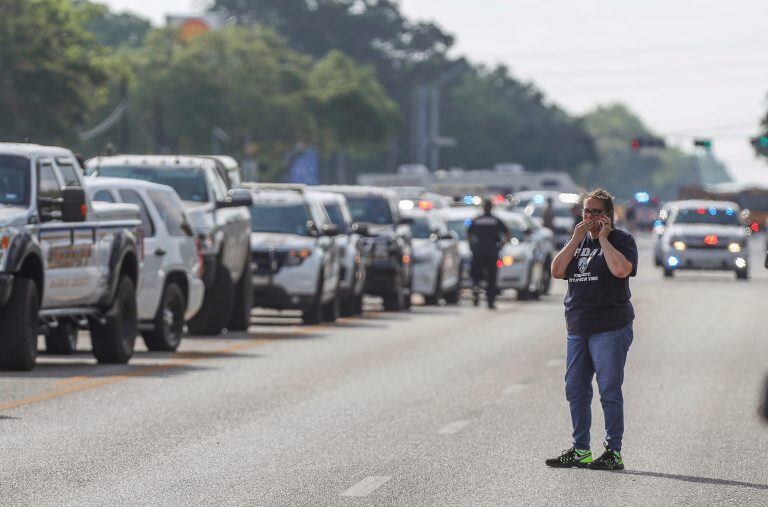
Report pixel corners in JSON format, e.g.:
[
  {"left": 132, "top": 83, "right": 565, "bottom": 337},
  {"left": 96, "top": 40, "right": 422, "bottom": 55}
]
[
  {"left": 91, "top": 276, "right": 137, "bottom": 364},
  {"left": 142, "top": 282, "right": 185, "bottom": 351},
  {"left": 188, "top": 262, "right": 233, "bottom": 336},
  {"left": 228, "top": 259, "right": 253, "bottom": 331},
  {"left": 0, "top": 278, "right": 40, "bottom": 371},
  {"left": 302, "top": 276, "right": 324, "bottom": 325},
  {"left": 45, "top": 321, "right": 79, "bottom": 355},
  {"left": 383, "top": 275, "right": 405, "bottom": 312},
  {"left": 322, "top": 290, "right": 340, "bottom": 322}
]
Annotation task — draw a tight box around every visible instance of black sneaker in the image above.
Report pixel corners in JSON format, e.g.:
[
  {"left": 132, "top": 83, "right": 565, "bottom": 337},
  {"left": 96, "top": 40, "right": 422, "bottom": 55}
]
[
  {"left": 588, "top": 443, "right": 624, "bottom": 470},
  {"left": 545, "top": 447, "right": 593, "bottom": 468}
]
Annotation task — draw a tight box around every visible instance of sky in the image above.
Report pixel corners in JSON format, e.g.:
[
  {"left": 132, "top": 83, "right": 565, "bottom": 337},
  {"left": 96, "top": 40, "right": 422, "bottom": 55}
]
[{"left": 102, "top": 0, "right": 768, "bottom": 184}]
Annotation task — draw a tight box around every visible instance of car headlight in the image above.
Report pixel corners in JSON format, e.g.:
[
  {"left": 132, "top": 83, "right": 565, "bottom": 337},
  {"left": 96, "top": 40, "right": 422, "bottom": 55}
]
[
  {"left": 728, "top": 242, "right": 742, "bottom": 253},
  {"left": 284, "top": 248, "right": 312, "bottom": 267},
  {"left": 673, "top": 240, "right": 686, "bottom": 251},
  {"left": 501, "top": 255, "right": 514, "bottom": 266}
]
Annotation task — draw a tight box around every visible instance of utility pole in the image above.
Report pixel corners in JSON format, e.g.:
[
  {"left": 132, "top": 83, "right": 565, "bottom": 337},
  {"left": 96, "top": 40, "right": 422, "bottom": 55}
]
[{"left": 411, "top": 60, "right": 468, "bottom": 171}]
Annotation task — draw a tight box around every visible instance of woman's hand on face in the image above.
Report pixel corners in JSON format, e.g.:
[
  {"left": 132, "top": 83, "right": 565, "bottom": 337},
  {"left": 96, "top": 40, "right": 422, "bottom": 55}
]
[
  {"left": 597, "top": 215, "right": 613, "bottom": 239},
  {"left": 573, "top": 218, "right": 592, "bottom": 240}
]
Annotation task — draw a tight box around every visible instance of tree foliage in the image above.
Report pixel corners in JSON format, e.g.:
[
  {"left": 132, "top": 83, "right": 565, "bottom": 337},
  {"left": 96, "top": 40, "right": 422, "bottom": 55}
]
[
  {"left": 74, "top": 0, "right": 151, "bottom": 48},
  {"left": 114, "top": 26, "right": 399, "bottom": 180},
  {"left": 0, "top": 0, "right": 108, "bottom": 143},
  {"left": 580, "top": 104, "right": 702, "bottom": 199},
  {"left": 441, "top": 66, "right": 597, "bottom": 172}
]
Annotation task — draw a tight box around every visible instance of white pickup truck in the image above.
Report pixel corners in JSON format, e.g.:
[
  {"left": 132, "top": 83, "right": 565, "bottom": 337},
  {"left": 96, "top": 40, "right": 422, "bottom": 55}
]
[{"left": 0, "top": 143, "right": 142, "bottom": 371}]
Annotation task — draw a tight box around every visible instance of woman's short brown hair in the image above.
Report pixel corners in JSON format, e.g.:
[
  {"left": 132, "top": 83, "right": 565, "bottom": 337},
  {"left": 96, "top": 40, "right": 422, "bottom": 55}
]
[{"left": 584, "top": 188, "right": 615, "bottom": 225}]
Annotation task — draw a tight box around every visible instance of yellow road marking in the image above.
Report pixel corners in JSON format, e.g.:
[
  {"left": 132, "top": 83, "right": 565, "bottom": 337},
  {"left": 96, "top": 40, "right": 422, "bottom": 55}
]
[
  {"left": 0, "top": 309, "right": 386, "bottom": 412},
  {"left": 0, "top": 336, "right": 277, "bottom": 412}
]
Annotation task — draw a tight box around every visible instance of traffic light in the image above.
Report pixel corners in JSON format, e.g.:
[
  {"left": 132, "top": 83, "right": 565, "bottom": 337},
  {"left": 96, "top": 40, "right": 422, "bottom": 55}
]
[
  {"left": 630, "top": 137, "right": 666, "bottom": 151},
  {"left": 693, "top": 138, "right": 713, "bottom": 150},
  {"left": 750, "top": 135, "right": 768, "bottom": 156}
]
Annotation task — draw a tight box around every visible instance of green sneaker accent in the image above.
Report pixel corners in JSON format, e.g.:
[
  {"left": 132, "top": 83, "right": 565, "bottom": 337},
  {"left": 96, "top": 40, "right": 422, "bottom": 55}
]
[
  {"left": 588, "top": 443, "right": 624, "bottom": 470},
  {"left": 546, "top": 448, "right": 593, "bottom": 468}
]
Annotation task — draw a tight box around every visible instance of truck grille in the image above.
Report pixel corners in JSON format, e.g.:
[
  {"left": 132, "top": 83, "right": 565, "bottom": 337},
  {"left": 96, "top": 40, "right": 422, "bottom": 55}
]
[{"left": 251, "top": 251, "right": 288, "bottom": 275}]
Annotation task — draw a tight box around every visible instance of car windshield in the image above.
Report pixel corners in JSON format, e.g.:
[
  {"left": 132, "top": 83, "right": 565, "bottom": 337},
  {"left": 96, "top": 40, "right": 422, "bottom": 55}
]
[
  {"left": 446, "top": 220, "right": 469, "bottom": 240},
  {"left": 0, "top": 156, "right": 30, "bottom": 206},
  {"left": 324, "top": 203, "right": 348, "bottom": 233},
  {"left": 96, "top": 166, "right": 209, "bottom": 202},
  {"left": 250, "top": 203, "right": 313, "bottom": 236},
  {"left": 675, "top": 207, "right": 740, "bottom": 226},
  {"left": 409, "top": 218, "right": 433, "bottom": 239},
  {"left": 345, "top": 196, "right": 393, "bottom": 225}
]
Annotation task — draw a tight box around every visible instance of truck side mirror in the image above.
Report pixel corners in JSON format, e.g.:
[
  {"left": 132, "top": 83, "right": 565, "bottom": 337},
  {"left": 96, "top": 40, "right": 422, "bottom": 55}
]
[
  {"left": 61, "top": 187, "right": 87, "bottom": 222},
  {"left": 217, "top": 189, "right": 253, "bottom": 208}
]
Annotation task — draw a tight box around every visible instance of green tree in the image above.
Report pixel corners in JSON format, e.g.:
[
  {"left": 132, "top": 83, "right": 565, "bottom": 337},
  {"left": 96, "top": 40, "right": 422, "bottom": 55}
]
[
  {"left": 580, "top": 104, "right": 704, "bottom": 200},
  {"left": 122, "top": 26, "right": 399, "bottom": 180},
  {"left": 75, "top": 0, "right": 151, "bottom": 48},
  {"left": 441, "top": 66, "right": 597, "bottom": 172},
  {"left": 0, "top": 0, "right": 108, "bottom": 143},
  {"left": 307, "top": 50, "right": 401, "bottom": 157}
]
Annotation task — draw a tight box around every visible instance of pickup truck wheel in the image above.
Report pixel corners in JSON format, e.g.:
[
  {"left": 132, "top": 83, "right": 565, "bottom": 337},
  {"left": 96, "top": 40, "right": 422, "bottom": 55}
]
[
  {"left": 91, "top": 276, "right": 137, "bottom": 364},
  {"left": 322, "top": 289, "right": 340, "bottom": 322},
  {"left": 0, "top": 278, "right": 40, "bottom": 371},
  {"left": 45, "top": 321, "right": 78, "bottom": 355},
  {"left": 228, "top": 259, "right": 253, "bottom": 331},
  {"left": 302, "top": 277, "right": 323, "bottom": 325},
  {"left": 188, "top": 262, "right": 233, "bottom": 336},
  {"left": 142, "top": 282, "right": 185, "bottom": 351},
  {"left": 383, "top": 275, "right": 405, "bottom": 312}
]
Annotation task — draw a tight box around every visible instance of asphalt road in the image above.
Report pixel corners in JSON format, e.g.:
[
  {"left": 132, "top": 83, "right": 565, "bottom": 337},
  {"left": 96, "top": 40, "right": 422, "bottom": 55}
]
[{"left": 2, "top": 234, "right": 768, "bottom": 505}]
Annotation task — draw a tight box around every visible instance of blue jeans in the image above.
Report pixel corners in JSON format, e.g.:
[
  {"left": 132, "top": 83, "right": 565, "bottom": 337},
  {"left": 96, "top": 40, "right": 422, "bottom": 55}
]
[{"left": 565, "top": 323, "right": 633, "bottom": 451}]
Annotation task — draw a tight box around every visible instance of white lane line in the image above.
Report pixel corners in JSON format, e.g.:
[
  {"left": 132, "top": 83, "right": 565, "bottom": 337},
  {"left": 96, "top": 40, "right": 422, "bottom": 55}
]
[
  {"left": 503, "top": 384, "right": 527, "bottom": 395},
  {"left": 436, "top": 419, "right": 470, "bottom": 435},
  {"left": 546, "top": 359, "right": 565, "bottom": 368},
  {"left": 340, "top": 476, "right": 392, "bottom": 497}
]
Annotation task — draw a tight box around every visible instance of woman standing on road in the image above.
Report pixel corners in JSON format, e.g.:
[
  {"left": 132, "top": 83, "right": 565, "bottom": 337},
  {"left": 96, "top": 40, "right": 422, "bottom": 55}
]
[{"left": 545, "top": 189, "right": 638, "bottom": 471}]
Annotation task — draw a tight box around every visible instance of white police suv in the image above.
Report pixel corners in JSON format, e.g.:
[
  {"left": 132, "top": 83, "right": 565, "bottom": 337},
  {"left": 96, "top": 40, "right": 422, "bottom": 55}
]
[
  {"left": 402, "top": 209, "right": 461, "bottom": 305},
  {"left": 659, "top": 200, "right": 750, "bottom": 279},
  {"left": 247, "top": 185, "right": 341, "bottom": 324},
  {"left": 311, "top": 191, "right": 366, "bottom": 316}
]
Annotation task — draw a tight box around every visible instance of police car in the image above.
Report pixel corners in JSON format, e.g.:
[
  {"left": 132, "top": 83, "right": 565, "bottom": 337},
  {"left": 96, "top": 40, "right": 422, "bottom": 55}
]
[
  {"left": 311, "top": 191, "right": 367, "bottom": 316},
  {"left": 658, "top": 200, "right": 750, "bottom": 279},
  {"left": 402, "top": 209, "right": 461, "bottom": 305},
  {"left": 246, "top": 185, "right": 341, "bottom": 324},
  {"left": 0, "top": 144, "right": 142, "bottom": 371},
  {"left": 496, "top": 210, "right": 553, "bottom": 299},
  {"left": 87, "top": 155, "right": 253, "bottom": 336},
  {"left": 438, "top": 207, "right": 480, "bottom": 288},
  {"left": 86, "top": 178, "right": 205, "bottom": 351},
  {"left": 317, "top": 186, "right": 413, "bottom": 312}
]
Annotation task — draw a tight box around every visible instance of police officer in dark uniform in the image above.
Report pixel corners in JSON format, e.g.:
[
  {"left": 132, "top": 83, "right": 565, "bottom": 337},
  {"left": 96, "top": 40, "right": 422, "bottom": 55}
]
[{"left": 468, "top": 197, "right": 511, "bottom": 309}]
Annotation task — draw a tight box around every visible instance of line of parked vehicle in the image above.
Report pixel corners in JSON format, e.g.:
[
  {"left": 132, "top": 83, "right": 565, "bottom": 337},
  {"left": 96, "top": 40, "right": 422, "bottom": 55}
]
[{"left": 0, "top": 143, "right": 557, "bottom": 372}]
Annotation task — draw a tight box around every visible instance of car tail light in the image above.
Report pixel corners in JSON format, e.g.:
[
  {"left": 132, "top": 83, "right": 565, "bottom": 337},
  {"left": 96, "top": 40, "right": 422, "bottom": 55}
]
[
  {"left": 750, "top": 222, "right": 760, "bottom": 232},
  {"left": 496, "top": 259, "right": 503, "bottom": 268}
]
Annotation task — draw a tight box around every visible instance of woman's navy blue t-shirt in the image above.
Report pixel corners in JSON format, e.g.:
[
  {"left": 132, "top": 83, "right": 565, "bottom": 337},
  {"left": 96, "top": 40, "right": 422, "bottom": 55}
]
[{"left": 563, "top": 229, "right": 638, "bottom": 335}]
